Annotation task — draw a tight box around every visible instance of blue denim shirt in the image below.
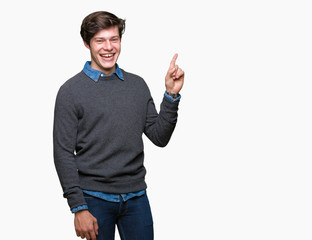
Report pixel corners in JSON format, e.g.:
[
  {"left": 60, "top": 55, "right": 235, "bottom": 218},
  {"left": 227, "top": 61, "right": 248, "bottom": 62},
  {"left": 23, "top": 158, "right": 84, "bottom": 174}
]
[
  {"left": 71, "top": 61, "right": 180, "bottom": 213},
  {"left": 83, "top": 61, "right": 124, "bottom": 81}
]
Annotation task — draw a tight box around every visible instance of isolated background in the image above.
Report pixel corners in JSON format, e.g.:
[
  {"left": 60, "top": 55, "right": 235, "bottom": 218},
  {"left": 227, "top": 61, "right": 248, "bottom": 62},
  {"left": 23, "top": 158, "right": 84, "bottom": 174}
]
[{"left": 1, "top": 0, "right": 311, "bottom": 239}]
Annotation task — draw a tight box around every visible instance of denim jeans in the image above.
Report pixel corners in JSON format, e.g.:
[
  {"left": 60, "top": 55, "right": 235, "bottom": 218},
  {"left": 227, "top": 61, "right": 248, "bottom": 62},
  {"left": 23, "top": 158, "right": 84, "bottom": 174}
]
[{"left": 83, "top": 192, "right": 154, "bottom": 240}]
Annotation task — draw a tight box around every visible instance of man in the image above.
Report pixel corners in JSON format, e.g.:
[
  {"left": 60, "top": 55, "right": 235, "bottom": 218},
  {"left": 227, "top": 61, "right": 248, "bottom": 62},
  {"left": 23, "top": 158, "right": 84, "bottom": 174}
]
[{"left": 53, "top": 11, "right": 184, "bottom": 240}]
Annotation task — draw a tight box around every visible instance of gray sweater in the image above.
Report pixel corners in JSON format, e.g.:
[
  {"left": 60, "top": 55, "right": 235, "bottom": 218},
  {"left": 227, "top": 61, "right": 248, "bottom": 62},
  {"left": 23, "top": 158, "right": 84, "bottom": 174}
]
[{"left": 53, "top": 70, "right": 179, "bottom": 210}]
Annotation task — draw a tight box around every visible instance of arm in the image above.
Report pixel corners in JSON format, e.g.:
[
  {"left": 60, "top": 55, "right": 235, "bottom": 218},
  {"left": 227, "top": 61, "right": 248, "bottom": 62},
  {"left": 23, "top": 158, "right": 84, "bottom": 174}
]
[
  {"left": 144, "top": 54, "right": 184, "bottom": 147},
  {"left": 53, "top": 86, "right": 86, "bottom": 210},
  {"left": 54, "top": 87, "right": 99, "bottom": 239}
]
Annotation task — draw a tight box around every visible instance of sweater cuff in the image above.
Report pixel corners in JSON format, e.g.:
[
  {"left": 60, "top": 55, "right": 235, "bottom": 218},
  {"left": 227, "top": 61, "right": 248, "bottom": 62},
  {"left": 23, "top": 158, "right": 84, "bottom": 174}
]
[
  {"left": 65, "top": 186, "right": 88, "bottom": 211},
  {"left": 159, "top": 95, "right": 180, "bottom": 124}
]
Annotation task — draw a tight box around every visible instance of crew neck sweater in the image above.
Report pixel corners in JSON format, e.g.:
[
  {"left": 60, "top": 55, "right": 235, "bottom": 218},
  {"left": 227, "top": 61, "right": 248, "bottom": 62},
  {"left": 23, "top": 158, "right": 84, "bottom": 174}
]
[{"left": 53, "top": 69, "right": 180, "bottom": 210}]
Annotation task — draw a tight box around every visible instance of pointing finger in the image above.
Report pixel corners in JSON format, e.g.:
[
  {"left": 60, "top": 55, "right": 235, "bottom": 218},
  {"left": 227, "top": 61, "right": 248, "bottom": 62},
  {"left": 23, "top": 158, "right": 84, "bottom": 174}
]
[
  {"left": 172, "top": 65, "right": 178, "bottom": 76},
  {"left": 169, "top": 53, "right": 178, "bottom": 69},
  {"left": 166, "top": 65, "right": 176, "bottom": 79}
]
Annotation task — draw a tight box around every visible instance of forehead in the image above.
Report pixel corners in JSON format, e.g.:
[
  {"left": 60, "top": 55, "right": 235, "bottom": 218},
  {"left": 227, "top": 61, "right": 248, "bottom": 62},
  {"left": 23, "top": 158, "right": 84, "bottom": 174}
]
[{"left": 93, "top": 26, "right": 119, "bottom": 39}]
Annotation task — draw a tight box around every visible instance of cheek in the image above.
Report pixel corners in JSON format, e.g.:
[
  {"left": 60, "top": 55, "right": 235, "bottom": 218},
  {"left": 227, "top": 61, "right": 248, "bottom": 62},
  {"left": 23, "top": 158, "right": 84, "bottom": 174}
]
[
  {"left": 93, "top": 46, "right": 102, "bottom": 53},
  {"left": 114, "top": 43, "right": 121, "bottom": 52},
  {"left": 90, "top": 43, "right": 101, "bottom": 52}
]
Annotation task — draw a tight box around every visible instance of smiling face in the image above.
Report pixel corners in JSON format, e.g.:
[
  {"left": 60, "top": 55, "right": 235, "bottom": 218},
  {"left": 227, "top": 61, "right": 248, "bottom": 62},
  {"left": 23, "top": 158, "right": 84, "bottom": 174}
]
[{"left": 84, "top": 26, "right": 121, "bottom": 76}]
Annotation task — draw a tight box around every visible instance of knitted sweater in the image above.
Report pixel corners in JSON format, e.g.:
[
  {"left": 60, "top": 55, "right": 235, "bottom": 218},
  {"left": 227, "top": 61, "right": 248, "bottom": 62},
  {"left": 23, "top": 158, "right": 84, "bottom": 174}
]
[{"left": 53, "top": 70, "right": 179, "bottom": 210}]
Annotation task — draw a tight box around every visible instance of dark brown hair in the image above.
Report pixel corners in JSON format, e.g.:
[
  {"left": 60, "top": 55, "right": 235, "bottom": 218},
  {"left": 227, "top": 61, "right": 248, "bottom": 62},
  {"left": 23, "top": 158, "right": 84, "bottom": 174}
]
[{"left": 80, "top": 11, "right": 126, "bottom": 46}]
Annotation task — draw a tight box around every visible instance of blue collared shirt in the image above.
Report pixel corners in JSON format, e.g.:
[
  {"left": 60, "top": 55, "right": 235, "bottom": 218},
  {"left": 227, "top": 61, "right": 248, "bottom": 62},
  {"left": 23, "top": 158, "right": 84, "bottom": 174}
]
[
  {"left": 83, "top": 61, "right": 124, "bottom": 81},
  {"left": 71, "top": 61, "right": 180, "bottom": 213}
]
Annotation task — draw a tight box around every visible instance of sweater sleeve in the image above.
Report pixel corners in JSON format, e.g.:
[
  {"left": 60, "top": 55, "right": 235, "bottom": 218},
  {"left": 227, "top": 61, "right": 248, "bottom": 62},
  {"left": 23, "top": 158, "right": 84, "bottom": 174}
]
[
  {"left": 144, "top": 94, "right": 180, "bottom": 147},
  {"left": 53, "top": 86, "right": 87, "bottom": 211}
]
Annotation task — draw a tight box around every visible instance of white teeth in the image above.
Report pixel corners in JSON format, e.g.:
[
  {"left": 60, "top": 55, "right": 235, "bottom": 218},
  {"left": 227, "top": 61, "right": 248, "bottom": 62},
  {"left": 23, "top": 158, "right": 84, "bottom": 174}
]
[{"left": 101, "top": 54, "right": 113, "bottom": 58}]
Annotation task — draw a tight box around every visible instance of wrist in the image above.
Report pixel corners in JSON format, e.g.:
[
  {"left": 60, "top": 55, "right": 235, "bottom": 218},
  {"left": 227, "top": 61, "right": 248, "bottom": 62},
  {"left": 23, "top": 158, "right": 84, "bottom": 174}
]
[
  {"left": 165, "top": 91, "right": 179, "bottom": 99},
  {"left": 74, "top": 209, "right": 88, "bottom": 215}
]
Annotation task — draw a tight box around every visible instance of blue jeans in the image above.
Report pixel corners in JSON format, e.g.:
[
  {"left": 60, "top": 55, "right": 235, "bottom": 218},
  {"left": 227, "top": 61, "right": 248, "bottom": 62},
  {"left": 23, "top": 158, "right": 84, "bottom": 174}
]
[{"left": 83, "top": 193, "right": 154, "bottom": 240}]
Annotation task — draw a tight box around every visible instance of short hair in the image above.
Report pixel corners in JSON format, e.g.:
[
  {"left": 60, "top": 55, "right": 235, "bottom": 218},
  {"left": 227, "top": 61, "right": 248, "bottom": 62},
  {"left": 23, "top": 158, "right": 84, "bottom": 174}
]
[{"left": 80, "top": 11, "right": 126, "bottom": 46}]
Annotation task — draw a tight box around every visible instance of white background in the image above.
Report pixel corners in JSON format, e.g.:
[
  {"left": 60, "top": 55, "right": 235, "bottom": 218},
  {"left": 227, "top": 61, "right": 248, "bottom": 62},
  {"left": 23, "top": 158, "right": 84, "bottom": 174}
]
[{"left": 0, "top": 0, "right": 311, "bottom": 239}]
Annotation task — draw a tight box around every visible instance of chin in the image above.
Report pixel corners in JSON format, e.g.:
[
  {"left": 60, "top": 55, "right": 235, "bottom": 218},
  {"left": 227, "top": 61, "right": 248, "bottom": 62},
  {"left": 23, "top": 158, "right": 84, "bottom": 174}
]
[{"left": 101, "top": 63, "right": 115, "bottom": 70}]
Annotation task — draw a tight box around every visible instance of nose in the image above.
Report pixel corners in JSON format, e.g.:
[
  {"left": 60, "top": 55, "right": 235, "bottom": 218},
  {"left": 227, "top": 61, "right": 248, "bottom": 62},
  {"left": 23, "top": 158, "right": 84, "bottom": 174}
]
[{"left": 103, "top": 40, "right": 113, "bottom": 51}]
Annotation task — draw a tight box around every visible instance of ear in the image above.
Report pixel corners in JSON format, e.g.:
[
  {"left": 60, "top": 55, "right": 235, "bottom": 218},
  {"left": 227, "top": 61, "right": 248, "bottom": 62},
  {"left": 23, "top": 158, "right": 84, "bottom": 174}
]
[{"left": 83, "top": 41, "right": 90, "bottom": 49}]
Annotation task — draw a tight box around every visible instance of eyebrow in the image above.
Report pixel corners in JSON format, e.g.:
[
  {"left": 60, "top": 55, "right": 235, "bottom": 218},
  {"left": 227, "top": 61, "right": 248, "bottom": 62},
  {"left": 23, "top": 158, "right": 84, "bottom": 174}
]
[{"left": 94, "top": 35, "right": 120, "bottom": 40}]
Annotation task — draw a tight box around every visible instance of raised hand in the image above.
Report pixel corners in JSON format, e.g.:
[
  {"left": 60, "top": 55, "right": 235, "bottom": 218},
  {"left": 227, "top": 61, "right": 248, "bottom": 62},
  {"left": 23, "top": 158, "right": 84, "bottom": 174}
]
[{"left": 165, "top": 53, "right": 184, "bottom": 94}]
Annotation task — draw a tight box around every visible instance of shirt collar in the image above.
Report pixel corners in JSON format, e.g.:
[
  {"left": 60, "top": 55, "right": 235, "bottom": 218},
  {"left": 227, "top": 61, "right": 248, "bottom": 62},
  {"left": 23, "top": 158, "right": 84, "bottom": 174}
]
[{"left": 83, "top": 61, "right": 124, "bottom": 82}]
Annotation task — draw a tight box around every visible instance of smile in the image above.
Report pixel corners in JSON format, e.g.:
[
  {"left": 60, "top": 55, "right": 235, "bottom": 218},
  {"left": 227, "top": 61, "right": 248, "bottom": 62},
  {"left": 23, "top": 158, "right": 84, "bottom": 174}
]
[{"left": 100, "top": 54, "right": 114, "bottom": 58}]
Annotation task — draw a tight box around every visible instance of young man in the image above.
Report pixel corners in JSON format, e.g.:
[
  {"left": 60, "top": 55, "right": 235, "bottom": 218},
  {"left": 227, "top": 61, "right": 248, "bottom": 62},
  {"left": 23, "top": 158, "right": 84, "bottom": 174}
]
[{"left": 53, "top": 11, "right": 184, "bottom": 240}]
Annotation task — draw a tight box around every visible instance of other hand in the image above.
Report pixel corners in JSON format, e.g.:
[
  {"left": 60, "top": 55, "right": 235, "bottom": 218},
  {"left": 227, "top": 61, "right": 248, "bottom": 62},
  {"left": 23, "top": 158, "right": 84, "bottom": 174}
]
[{"left": 74, "top": 210, "right": 98, "bottom": 240}]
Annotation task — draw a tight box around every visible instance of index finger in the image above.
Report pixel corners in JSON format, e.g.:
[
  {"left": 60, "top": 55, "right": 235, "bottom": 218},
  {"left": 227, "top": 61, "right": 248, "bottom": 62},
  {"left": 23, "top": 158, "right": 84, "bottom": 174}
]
[{"left": 169, "top": 53, "right": 178, "bottom": 68}]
